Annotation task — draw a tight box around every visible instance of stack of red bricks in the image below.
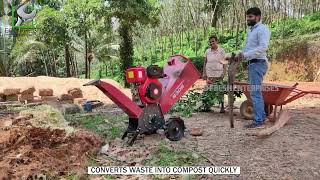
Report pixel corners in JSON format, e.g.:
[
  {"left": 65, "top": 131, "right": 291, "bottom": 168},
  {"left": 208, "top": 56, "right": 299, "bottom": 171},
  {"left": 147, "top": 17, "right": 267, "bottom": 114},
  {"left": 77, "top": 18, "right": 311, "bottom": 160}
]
[
  {"left": 39, "top": 88, "right": 57, "bottom": 102},
  {"left": 0, "top": 86, "right": 35, "bottom": 102},
  {"left": 58, "top": 88, "right": 84, "bottom": 104}
]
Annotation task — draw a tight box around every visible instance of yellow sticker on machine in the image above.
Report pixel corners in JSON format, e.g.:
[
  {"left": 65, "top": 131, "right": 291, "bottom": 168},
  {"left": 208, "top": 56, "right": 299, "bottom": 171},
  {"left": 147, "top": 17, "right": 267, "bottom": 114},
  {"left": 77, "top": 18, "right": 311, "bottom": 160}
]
[{"left": 128, "top": 71, "right": 134, "bottom": 78}]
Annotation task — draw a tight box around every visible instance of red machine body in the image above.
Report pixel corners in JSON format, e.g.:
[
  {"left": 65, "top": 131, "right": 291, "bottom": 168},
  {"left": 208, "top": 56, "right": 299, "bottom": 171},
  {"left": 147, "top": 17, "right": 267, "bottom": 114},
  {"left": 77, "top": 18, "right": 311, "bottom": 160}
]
[
  {"left": 159, "top": 55, "right": 200, "bottom": 113},
  {"left": 84, "top": 55, "right": 200, "bottom": 145},
  {"left": 137, "top": 78, "right": 162, "bottom": 104},
  {"left": 85, "top": 54, "right": 200, "bottom": 118}
]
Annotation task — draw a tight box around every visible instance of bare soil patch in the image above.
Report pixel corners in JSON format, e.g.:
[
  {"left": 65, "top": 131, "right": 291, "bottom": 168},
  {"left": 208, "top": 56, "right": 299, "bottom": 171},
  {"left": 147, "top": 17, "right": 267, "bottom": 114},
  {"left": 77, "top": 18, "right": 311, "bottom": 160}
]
[
  {"left": 180, "top": 97, "right": 320, "bottom": 179},
  {"left": 0, "top": 113, "right": 102, "bottom": 179}
]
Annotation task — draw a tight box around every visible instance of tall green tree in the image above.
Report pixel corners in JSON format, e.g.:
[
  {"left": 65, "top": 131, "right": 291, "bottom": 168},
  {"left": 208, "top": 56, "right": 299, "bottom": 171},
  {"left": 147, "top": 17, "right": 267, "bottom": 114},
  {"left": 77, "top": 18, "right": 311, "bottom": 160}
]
[
  {"left": 207, "top": 0, "right": 231, "bottom": 27},
  {"left": 35, "top": 6, "right": 70, "bottom": 76},
  {"left": 109, "top": 0, "right": 159, "bottom": 86},
  {"left": 63, "top": 0, "right": 105, "bottom": 79}
]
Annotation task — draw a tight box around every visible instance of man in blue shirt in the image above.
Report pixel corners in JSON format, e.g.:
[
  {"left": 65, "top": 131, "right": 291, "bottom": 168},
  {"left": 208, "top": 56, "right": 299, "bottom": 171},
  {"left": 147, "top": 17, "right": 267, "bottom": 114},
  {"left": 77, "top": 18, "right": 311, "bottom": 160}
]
[{"left": 236, "top": 7, "right": 271, "bottom": 128}]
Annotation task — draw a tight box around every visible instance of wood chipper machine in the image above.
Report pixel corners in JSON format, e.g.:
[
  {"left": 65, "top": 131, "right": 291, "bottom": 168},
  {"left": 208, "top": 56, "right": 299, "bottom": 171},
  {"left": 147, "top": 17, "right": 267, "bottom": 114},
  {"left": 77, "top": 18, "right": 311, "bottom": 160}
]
[{"left": 84, "top": 55, "right": 200, "bottom": 145}]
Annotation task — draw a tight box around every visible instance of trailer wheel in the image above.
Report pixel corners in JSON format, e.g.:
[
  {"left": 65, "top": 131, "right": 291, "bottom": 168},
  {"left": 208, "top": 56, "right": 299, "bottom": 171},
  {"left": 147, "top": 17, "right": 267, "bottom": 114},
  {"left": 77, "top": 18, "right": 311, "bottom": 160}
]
[
  {"left": 164, "top": 117, "right": 185, "bottom": 141},
  {"left": 240, "top": 100, "right": 274, "bottom": 120},
  {"left": 240, "top": 100, "right": 254, "bottom": 120}
]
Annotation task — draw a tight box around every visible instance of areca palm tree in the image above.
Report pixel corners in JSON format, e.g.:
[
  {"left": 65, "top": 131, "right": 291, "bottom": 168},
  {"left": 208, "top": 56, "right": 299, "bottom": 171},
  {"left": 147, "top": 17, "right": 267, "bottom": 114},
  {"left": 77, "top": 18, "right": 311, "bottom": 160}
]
[{"left": 10, "top": 40, "right": 50, "bottom": 76}]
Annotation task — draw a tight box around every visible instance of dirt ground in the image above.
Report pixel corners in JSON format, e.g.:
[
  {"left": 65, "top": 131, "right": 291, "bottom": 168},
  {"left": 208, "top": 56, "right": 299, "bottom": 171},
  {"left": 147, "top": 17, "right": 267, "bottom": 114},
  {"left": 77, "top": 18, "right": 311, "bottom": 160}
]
[
  {"left": 87, "top": 95, "right": 320, "bottom": 180},
  {"left": 92, "top": 81, "right": 320, "bottom": 179},
  {"left": 182, "top": 96, "right": 320, "bottom": 179},
  {"left": 0, "top": 113, "right": 102, "bottom": 179},
  {"left": 1, "top": 77, "right": 320, "bottom": 179}
]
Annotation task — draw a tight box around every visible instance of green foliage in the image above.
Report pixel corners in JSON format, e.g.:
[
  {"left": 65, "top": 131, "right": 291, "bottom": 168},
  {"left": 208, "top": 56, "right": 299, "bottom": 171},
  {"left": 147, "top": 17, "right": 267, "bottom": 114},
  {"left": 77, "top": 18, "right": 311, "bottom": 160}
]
[
  {"left": 170, "top": 89, "right": 201, "bottom": 117},
  {"left": 199, "top": 79, "right": 226, "bottom": 112},
  {"left": 189, "top": 56, "right": 204, "bottom": 73},
  {"left": 63, "top": 0, "right": 104, "bottom": 37},
  {"left": 35, "top": 6, "right": 69, "bottom": 47},
  {"left": 146, "top": 144, "right": 197, "bottom": 166},
  {"left": 65, "top": 113, "right": 127, "bottom": 140},
  {"left": 109, "top": 0, "right": 160, "bottom": 87},
  {"left": 271, "top": 13, "right": 320, "bottom": 38},
  {"left": 109, "top": 0, "right": 160, "bottom": 26},
  {"left": 37, "top": 0, "right": 62, "bottom": 10},
  {"left": 170, "top": 62, "right": 245, "bottom": 117},
  {"left": 10, "top": 5, "right": 70, "bottom": 76}
]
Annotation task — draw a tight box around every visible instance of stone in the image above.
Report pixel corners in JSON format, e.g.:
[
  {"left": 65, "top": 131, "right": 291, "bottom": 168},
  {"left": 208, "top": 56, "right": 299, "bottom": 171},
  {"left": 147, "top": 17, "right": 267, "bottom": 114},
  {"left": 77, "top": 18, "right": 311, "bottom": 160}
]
[
  {"left": 190, "top": 128, "right": 204, "bottom": 136},
  {"left": 3, "top": 120, "right": 13, "bottom": 129},
  {"left": 41, "top": 96, "right": 58, "bottom": 102},
  {"left": 3, "top": 88, "right": 20, "bottom": 96},
  {"left": 39, "top": 89, "right": 53, "bottom": 96},
  {"left": 58, "top": 94, "right": 74, "bottom": 101},
  {"left": 20, "top": 86, "right": 35, "bottom": 95},
  {"left": 67, "top": 88, "right": 83, "bottom": 98},
  {"left": 100, "top": 144, "right": 109, "bottom": 155},
  {"left": 18, "top": 94, "right": 34, "bottom": 102},
  {"left": 61, "top": 104, "right": 81, "bottom": 115}
]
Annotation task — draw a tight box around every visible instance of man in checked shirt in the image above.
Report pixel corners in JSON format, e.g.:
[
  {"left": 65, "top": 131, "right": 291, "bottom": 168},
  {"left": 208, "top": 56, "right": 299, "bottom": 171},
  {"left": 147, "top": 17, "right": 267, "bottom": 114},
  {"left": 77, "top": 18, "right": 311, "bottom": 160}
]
[{"left": 235, "top": 7, "right": 271, "bottom": 128}]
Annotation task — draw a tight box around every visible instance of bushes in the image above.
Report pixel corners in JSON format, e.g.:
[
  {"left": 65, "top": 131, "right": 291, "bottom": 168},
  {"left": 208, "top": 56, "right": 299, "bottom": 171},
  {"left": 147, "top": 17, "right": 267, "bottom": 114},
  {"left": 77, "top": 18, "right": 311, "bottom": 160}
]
[
  {"left": 189, "top": 56, "right": 204, "bottom": 73},
  {"left": 271, "top": 12, "right": 320, "bottom": 39}
]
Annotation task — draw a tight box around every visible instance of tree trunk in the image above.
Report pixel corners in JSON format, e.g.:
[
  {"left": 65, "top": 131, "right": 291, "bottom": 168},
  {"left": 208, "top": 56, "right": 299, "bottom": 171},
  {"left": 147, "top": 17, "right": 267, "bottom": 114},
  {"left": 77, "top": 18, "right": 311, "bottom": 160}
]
[
  {"left": 119, "top": 22, "right": 134, "bottom": 88},
  {"left": 70, "top": 51, "right": 76, "bottom": 77},
  {"left": 110, "top": 60, "right": 114, "bottom": 77},
  {"left": 161, "top": 34, "right": 164, "bottom": 60},
  {"left": 88, "top": 45, "right": 92, "bottom": 79},
  {"left": 85, "top": 33, "right": 88, "bottom": 79},
  {"left": 41, "top": 52, "right": 48, "bottom": 76},
  {"left": 65, "top": 44, "right": 71, "bottom": 77},
  {"left": 170, "top": 31, "right": 174, "bottom": 55},
  {"left": 51, "top": 53, "right": 57, "bottom": 77},
  {"left": 105, "top": 64, "right": 108, "bottom": 77},
  {"left": 195, "top": 29, "right": 198, "bottom": 56},
  {"left": 235, "top": 19, "right": 240, "bottom": 49},
  {"left": 210, "top": 0, "right": 219, "bottom": 27},
  {"left": 74, "top": 55, "right": 78, "bottom": 77}
]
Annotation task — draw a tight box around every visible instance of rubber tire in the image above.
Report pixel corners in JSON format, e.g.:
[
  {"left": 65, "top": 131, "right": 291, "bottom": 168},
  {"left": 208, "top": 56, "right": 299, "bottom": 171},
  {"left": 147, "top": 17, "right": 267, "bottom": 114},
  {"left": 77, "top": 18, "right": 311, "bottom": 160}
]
[
  {"left": 240, "top": 100, "right": 274, "bottom": 120},
  {"left": 240, "top": 100, "right": 254, "bottom": 120},
  {"left": 164, "top": 117, "right": 185, "bottom": 141}
]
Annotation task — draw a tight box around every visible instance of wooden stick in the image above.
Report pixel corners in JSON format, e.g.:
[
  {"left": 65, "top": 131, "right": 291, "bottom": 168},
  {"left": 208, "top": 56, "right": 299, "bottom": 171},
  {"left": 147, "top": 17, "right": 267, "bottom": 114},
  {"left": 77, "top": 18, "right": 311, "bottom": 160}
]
[{"left": 227, "top": 54, "right": 240, "bottom": 128}]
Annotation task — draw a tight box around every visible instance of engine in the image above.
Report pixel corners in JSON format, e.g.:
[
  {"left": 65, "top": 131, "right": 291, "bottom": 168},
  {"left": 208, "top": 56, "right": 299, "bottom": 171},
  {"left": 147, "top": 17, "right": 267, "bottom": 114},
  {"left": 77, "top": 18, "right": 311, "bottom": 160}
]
[{"left": 125, "top": 65, "right": 164, "bottom": 105}]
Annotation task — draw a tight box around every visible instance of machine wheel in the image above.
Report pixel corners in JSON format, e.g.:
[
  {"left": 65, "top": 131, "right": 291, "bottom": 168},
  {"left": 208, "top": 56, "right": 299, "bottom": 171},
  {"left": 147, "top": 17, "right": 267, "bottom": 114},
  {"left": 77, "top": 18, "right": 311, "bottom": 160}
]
[
  {"left": 240, "top": 100, "right": 274, "bottom": 120},
  {"left": 164, "top": 117, "right": 185, "bottom": 141},
  {"left": 240, "top": 100, "right": 254, "bottom": 120}
]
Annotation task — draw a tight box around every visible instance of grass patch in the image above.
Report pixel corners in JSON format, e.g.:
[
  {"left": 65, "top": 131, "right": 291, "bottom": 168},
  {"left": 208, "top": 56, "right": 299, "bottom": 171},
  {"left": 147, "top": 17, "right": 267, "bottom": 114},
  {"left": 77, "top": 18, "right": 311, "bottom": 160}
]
[
  {"left": 65, "top": 113, "right": 127, "bottom": 140},
  {"left": 145, "top": 144, "right": 200, "bottom": 180},
  {"left": 15, "top": 105, "right": 75, "bottom": 134},
  {"left": 146, "top": 144, "right": 197, "bottom": 166}
]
